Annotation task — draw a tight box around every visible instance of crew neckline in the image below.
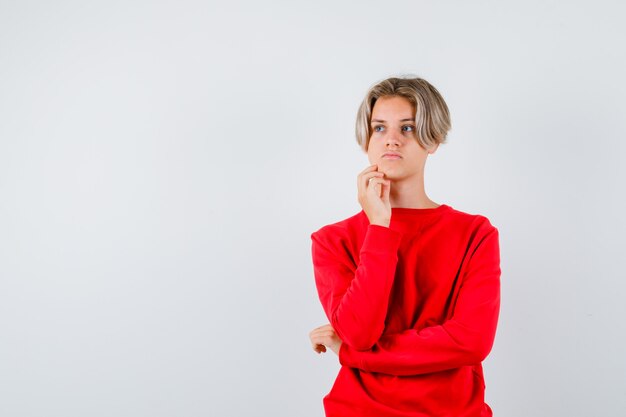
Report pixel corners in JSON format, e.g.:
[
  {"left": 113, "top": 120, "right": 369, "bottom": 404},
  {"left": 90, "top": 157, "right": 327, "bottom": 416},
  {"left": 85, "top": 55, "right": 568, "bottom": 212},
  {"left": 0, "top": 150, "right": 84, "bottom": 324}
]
[{"left": 390, "top": 204, "right": 452, "bottom": 215}]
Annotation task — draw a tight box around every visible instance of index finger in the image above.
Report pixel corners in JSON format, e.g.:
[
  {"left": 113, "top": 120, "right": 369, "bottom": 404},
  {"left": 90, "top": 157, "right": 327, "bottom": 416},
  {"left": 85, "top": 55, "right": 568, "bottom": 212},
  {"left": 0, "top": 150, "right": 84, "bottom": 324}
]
[{"left": 358, "top": 164, "right": 378, "bottom": 176}]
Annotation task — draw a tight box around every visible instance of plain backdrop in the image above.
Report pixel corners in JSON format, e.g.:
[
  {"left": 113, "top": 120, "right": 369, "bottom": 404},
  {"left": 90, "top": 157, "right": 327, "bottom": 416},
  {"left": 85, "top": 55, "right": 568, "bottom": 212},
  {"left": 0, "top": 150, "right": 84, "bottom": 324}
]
[{"left": 1, "top": 1, "right": 625, "bottom": 416}]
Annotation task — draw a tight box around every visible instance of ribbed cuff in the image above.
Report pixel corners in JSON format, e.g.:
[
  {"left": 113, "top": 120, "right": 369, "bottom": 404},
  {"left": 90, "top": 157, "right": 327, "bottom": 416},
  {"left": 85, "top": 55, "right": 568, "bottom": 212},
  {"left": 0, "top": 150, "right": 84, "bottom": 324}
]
[
  {"left": 361, "top": 224, "right": 403, "bottom": 254},
  {"left": 338, "top": 342, "right": 349, "bottom": 366},
  {"left": 338, "top": 342, "right": 365, "bottom": 370}
]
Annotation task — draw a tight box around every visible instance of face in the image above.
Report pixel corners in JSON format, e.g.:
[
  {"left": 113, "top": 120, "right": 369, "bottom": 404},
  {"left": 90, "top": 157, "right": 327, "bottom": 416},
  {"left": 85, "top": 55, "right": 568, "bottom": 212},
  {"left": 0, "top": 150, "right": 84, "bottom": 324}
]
[{"left": 367, "top": 95, "right": 438, "bottom": 181}]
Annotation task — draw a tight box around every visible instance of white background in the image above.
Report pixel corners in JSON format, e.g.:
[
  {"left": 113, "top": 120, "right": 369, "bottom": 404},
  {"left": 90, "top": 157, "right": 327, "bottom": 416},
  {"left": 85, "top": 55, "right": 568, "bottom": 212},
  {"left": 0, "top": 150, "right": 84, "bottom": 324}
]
[{"left": 1, "top": 1, "right": 625, "bottom": 416}]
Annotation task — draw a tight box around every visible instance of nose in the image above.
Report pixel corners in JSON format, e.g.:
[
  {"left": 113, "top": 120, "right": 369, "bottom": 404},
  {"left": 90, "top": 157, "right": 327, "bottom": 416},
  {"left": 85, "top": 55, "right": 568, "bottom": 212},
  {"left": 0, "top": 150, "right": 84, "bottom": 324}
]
[{"left": 385, "top": 130, "right": 401, "bottom": 148}]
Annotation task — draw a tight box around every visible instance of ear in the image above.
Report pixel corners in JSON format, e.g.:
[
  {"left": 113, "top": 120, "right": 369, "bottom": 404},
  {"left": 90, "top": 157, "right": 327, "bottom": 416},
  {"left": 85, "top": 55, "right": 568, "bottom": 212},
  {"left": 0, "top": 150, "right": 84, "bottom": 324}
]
[{"left": 427, "top": 143, "right": 440, "bottom": 155}]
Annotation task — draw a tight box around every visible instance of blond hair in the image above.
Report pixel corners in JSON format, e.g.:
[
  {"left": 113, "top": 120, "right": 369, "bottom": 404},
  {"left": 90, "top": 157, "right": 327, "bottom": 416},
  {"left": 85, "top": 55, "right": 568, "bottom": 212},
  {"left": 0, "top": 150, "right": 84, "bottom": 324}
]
[{"left": 355, "top": 76, "right": 451, "bottom": 151}]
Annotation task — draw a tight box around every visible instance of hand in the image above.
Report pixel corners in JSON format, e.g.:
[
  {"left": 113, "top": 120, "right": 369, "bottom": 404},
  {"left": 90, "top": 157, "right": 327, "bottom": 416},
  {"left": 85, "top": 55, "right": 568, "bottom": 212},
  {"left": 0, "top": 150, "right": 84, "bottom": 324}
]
[
  {"left": 357, "top": 164, "right": 391, "bottom": 227},
  {"left": 309, "top": 324, "right": 343, "bottom": 355}
]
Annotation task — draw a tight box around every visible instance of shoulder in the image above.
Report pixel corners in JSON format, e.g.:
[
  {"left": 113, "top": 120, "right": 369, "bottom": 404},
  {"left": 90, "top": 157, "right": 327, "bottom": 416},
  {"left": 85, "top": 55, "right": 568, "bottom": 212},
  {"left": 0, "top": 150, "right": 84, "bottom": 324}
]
[
  {"left": 444, "top": 205, "right": 499, "bottom": 244},
  {"left": 310, "top": 210, "right": 367, "bottom": 246}
]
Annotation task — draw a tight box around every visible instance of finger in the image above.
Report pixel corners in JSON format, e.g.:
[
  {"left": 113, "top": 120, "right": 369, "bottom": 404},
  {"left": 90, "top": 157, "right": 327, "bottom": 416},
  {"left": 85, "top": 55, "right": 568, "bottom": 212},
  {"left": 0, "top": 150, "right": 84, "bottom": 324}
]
[
  {"left": 363, "top": 174, "right": 385, "bottom": 191},
  {"left": 310, "top": 330, "right": 334, "bottom": 343},
  {"left": 310, "top": 331, "right": 339, "bottom": 350},
  {"left": 311, "top": 336, "right": 324, "bottom": 350},
  {"left": 358, "top": 171, "right": 385, "bottom": 194},
  {"left": 358, "top": 164, "right": 378, "bottom": 176},
  {"left": 382, "top": 180, "right": 391, "bottom": 202},
  {"left": 309, "top": 325, "right": 327, "bottom": 336},
  {"left": 366, "top": 177, "right": 386, "bottom": 197},
  {"left": 309, "top": 324, "right": 332, "bottom": 337},
  {"left": 357, "top": 166, "right": 378, "bottom": 186},
  {"left": 314, "top": 344, "right": 327, "bottom": 353},
  {"left": 360, "top": 174, "right": 378, "bottom": 196},
  {"left": 309, "top": 331, "right": 328, "bottom": 344}
]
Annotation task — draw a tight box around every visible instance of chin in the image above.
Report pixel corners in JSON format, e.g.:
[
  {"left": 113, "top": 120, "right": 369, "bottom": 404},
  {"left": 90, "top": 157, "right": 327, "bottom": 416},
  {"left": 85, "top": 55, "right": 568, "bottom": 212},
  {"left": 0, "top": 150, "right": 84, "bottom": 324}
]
[
  {"left": 378, "top": 163, "right": 397, "bottom": 175},
  {"left": 381, "top": 170, "right": 400, "bottom": 180}
]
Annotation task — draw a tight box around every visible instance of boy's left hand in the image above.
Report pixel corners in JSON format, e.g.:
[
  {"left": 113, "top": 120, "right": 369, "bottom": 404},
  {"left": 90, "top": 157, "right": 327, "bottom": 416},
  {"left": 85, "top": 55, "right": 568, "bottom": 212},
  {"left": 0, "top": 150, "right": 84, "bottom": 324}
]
[{"left": 309, "top": 324, "right": 343, "bottom": 355}]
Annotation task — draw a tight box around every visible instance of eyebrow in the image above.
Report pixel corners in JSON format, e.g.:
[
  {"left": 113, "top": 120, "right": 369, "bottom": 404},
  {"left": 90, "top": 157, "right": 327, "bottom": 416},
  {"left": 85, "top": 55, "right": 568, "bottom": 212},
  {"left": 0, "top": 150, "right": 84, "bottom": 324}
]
[{"left": 371, "top": 118, "right": 415, "bottom": 123}]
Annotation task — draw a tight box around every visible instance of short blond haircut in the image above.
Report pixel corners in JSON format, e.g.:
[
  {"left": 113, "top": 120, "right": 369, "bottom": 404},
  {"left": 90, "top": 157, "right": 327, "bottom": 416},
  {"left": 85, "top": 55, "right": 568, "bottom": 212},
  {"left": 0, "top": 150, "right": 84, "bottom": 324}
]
[{"left": 355, "top": 76, "right": 451, "bottom": 152}]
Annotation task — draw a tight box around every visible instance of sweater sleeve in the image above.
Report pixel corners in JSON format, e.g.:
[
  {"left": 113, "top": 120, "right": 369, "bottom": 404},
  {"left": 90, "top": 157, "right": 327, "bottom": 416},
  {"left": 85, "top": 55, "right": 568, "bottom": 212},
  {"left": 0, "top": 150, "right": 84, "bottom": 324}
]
[
  {"left": 338, "top": 226, "right": 501, "bottom": 375},
  {"left": 311, "top": 223, "right": 403, "bottom": 351}
]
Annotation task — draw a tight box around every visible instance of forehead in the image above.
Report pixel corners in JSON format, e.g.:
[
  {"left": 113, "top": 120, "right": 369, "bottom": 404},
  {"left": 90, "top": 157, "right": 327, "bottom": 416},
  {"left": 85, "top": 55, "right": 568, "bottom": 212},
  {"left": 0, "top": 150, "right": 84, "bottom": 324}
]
[{"left": 371, "top": 96, "right": 415, "bottom": 121}]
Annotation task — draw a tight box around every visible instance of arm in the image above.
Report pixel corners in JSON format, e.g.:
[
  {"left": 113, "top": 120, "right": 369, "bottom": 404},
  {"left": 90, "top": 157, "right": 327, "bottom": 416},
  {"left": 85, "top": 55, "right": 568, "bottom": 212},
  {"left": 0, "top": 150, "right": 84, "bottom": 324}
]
[
  {"left": 311, "top": 224, "right": 403, "bottom": 351},
  {"left": 338, "top": 226, "right": 501, "bottom": 375}
]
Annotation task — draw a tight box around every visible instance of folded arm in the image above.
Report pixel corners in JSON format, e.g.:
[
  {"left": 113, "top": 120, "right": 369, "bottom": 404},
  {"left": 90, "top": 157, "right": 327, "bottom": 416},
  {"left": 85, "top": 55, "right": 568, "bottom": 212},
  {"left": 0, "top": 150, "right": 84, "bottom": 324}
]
[
  {"left": 311, "top": 224, "right": 403, "bottom": 351},
  {"left": 339, "top": 226, "right": 501, "bottom": 375}
]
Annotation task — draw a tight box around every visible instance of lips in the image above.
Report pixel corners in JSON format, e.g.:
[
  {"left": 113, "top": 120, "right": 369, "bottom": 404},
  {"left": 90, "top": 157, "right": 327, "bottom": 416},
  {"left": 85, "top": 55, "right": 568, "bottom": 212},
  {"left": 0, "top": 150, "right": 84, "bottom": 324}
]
[{"left": 382, "top": 153, "right": 402, "bottom": 159}]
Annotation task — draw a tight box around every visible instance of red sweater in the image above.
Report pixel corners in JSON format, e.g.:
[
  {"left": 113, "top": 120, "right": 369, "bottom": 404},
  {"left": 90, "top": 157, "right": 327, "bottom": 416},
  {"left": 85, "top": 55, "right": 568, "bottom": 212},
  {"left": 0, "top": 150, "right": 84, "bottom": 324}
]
[{"left": 310, "top": 204, "right": 501, "bottom": 417}]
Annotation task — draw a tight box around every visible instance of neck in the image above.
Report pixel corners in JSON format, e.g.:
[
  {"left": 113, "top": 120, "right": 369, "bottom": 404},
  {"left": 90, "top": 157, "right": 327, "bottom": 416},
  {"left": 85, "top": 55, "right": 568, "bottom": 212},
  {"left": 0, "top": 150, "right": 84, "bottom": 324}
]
[{"left": 388, "top": 175, "right": 438, "bottom": 209}]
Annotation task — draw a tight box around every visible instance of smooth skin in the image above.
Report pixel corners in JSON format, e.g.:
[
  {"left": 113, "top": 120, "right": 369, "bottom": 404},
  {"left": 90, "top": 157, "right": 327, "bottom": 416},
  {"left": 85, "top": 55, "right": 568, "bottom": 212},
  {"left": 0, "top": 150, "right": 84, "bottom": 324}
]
[{"left": 310, "top": 95, "right": 440, "bottom": 355}]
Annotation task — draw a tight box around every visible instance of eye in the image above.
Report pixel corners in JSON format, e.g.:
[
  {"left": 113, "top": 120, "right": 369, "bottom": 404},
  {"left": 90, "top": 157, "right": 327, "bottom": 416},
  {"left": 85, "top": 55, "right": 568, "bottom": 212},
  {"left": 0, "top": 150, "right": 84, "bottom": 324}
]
[
  {"left": 372, "top": 125, "right": 384, "bottom": 132},
  {"left": 402, "top": 125, "right": 415, "bottom": 132}
]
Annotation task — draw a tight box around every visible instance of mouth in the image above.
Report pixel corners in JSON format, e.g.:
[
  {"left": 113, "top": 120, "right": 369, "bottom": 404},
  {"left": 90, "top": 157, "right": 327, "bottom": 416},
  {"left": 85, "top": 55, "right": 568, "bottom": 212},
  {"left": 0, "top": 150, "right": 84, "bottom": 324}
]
[{"left": 382, "top": 154, "right": 402, "bottom": 160}]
